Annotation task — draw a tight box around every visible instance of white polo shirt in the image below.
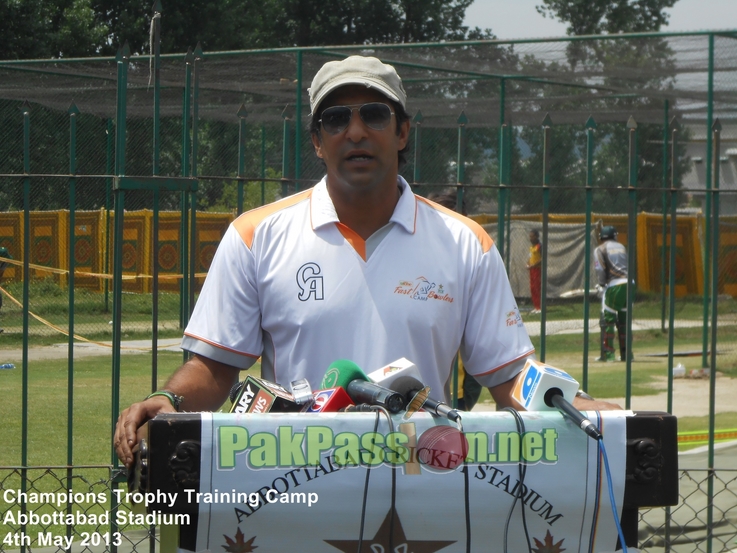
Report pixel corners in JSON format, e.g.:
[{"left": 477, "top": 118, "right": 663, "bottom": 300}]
[{"left": 182, "top": 177, "right": 534, "bottom": 402}]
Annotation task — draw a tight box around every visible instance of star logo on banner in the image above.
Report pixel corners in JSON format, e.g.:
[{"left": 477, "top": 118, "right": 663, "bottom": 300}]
[
  {"left": 325, "top": 506, "right": 455, "bottom": 552},
  {"left": 222, "top": 528, "right": 257, "bottom": 552},
  {"left": 532, "top": 529, "right": 566, "bottom": 553}
]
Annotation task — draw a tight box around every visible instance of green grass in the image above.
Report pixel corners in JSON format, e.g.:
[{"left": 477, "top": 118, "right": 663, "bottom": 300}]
[
  {"left": 520, "top": 294, "right": 737, "bottom": 321},
  {"left": 0, "top": 337, "right": 735, "bottom": 545},
  {"left": 0, "top": 354, "right": 261, "bottom": 544}
]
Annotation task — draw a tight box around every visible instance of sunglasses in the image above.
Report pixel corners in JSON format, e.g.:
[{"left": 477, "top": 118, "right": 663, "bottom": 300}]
[{"left": 319, "top": 102, "right": 395, "bottom": 134}]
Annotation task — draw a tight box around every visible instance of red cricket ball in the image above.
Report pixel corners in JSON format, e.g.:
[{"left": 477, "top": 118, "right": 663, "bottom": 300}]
[{"left": 416, "top": 425, "right": 469, "bottom": 470}]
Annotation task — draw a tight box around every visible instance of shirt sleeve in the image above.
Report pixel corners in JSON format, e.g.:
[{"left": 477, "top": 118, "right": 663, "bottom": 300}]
[
  {"left": 461, "top": 242, "right": 535, "bottom": 389},
  {"left": 593, "top": 246, "right": 607, "bottom": 286},
  {"left": 180, "top": 225, "right": 263, "bottom": 369}
]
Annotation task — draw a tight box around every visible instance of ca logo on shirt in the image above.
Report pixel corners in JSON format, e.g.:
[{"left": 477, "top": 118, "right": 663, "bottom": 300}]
[{"left": 297, "top": 262, "right": 324, "bottom": 301}]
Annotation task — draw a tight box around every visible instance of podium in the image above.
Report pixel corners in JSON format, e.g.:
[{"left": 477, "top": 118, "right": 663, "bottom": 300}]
[{"left": 130, "top": 410, "right": 677, "bottom": 552}]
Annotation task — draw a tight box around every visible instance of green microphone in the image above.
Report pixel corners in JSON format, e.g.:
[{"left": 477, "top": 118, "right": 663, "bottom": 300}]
[{"left": 320, "top": 360, "right": 406, "bottom": 413}]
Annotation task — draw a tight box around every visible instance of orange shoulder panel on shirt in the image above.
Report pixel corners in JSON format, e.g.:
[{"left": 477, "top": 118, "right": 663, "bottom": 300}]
[
  {"left": 417, "top": 196, "right": 494, "bottom": 253},
  {"left": 232, "top": 189, "right": 313, "bottom": 248}
]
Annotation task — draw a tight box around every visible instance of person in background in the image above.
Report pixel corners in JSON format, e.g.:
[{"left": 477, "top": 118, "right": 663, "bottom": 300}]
[
  {"left": 594, "top": 226, "right": 629, "bottom": 362},
  {"left": 526, "top": 229, "right": 542, "bottom": 314}
]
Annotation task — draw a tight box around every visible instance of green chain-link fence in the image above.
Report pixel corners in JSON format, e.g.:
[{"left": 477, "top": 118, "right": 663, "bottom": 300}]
[{"left": 1, "top": 27, "right": 737, "bottom": 552}]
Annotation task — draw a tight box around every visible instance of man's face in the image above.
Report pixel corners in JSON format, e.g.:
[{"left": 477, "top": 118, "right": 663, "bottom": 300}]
[
  {"left": 311, "top": 85, "right": 410, "bottom": 195},
  {"left": 529, "top": 232, "right": 538, "bottom": 244}
]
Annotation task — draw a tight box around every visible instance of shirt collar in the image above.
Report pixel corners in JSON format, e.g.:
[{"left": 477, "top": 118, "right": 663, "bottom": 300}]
[{"left": 310, "top": 175, "right": 416, "bottom": 234}]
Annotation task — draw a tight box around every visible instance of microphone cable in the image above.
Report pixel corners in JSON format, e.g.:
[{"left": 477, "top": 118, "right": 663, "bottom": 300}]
[
  {"left": 457, "top": 413, "right": 473, "bottom": 553},
  {"left": 598, "top": 437, "right": 629, "bottom": 553},
  {"left": 354, "top": 405, "right": 394, "bottom": 553},
  {"left": 502, "top": 407, "right": 532, "bottom": 553}
]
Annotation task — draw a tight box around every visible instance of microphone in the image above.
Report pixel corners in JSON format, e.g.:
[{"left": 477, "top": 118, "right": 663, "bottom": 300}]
[
  {"left": 301, "top": 387, "right": 354, "bottom": 413},
  {"left": 321, "top": 360, "right": 406, "bottom": 414},
  {"left": 290, "top": 378, "right": 314, "bottom": 406},
  {"left": 512, "top": 360, "right": 602, "bottom": 440},
  {"left": 389, "top": 376, "right": 461, "bottom": 422},
  {"left": 366, "top": 357, "right": 423, "bottom": 389},
  {"left": 229, "top": 375, "right": 302, "bottom": 414}
]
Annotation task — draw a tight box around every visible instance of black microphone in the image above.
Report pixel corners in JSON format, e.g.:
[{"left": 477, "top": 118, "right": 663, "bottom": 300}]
[
  {"left": 389, "top": 376, "right": 461, "bottom": 422},
  {"left": 544, "top": 388, "right": 602, "bottom": 440},
  {"left": 229, "top": 375, "right": 302, "bottom": 414},
  {"left": 320, "top": 360, "right": 406, "bottom": 414}
]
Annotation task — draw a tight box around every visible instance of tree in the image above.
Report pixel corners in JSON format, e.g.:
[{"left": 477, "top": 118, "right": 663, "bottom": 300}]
[
  {"left": 0, "top": 0, "right": 107, "bottom": 59},
  {"left": 536, "top": 0, "right": 677, "bottom": 36},
  {"left": 525, "top": 0, "right": 689, "bottom": 213}
]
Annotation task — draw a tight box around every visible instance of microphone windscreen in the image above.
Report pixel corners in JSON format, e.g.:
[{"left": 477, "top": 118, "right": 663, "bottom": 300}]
[
  {"left": 320, "top": 359, "right": 368, "bottom": 389},
  {"left": 229, "top": 380, "right": 244, "bottom": 403},
  {"left": 387, "top": 375, "right": 424, "bottom": 400}
]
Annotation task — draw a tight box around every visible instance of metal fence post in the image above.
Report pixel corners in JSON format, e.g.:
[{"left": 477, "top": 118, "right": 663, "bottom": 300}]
[
  {"left": 110, "top": 42, "right": 130, "bottom": 553},
  {"left": 660, "top": 99, "right": 669, "bottom": 332},
  {"left": 237, "top": 105, "right": 247, "bottom": 214},
  {"left": 706, "top": 118, "right": 721, "bottom": 553},
  {"left": 497, "top": 79, "right": 507, "bottom": 264},
  {"left": 151, "top": 1, "right": 163, "bottom": 421},
  {"left": 626, "top": 116, "right": 638, "bottom": 408},
  {"left": 261, "top": 124, "right": 266, "bottom": 206},
  {"left": 189, "top": 45, "right": 203, "bottom": 321},
  {"left": 294, "top": 50, "right": 303, "bottom": 192},
  {"left": 152, "top": 0, "right": 162, "bottom": 177},
  {"left": 664, "top": 118, "right": 680, "bottom": 551},
  {"left": 702, "top": 33, "right": 715, "bottom": 369},
  {"left": 104, "top": 118, "right": 113, "bottom": 312},
  {"left": 456, "top": 111, "right": 467, "bottom": 213},
  {"left": 20, "top": 99, "right": 31, "bottom": 553},
  {"left": 180, "top": 47, "right": 194, "bottom": 335},
  {"left": 504, "top": 123, "right": 512, "bottom": 270},
  {"left": 282, "top": 105, "right": 292, "bottom": 197},
  {"left": 413, "top": 111, "right": 423, "bottom": 184},
  {"left": 66, "top": 102, "right": 79, "bottom": 545},
  {"left": 583, "top": 116, "right": 596, "bottom": 391},
  {"left": 111, "top": 43, "right": 130, "bottom": 465},
  {"left": 667, "top": 117, "right": 679, "bottom": 416},
  {"left": 540, "top": 113, "right": 552, "bottom": 361}
]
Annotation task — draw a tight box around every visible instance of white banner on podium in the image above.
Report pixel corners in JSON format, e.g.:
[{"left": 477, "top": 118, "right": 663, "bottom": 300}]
[{"left": 186, "top": 410, "right": 628, "bottom": 553}]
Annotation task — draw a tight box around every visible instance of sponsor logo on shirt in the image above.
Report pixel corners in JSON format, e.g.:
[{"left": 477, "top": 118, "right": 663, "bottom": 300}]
[
  {"left": 394, "top": 277, "right": 454, "bottom": 303},
  {"left": 505, "top": 308, "right": 523, "bottom": 328},
  {"left": 297, "top": 262, "right": 324, "bottom": 301}
]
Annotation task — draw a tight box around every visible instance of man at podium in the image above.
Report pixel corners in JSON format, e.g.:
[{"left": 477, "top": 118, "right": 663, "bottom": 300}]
[{"left": 115, "top": 55, "right": 617, "bottom": 467}]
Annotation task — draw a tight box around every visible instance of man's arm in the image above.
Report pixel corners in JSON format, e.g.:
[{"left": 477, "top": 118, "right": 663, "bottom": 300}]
[
  {"left": 593, "top": 246, "right": 608, "bottom": 287},
  {"left": 114, "top": 354, "right": 240, "bottom": 467},
  {"left": 488, "top": 372, "right": 622, "bottom": 411}
]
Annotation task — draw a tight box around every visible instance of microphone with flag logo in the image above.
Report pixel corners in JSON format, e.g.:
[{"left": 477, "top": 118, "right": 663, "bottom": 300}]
[
  {"left": 512, "top": 359, "right": 602, "bottom": 440},
  {"left": 229, "top": 376, "right": 302, "bottom": 414},
  {"left": 301, "top": 387, "right": 354, "bottom": 413},
  {"left": 321, "top": 360, "right": 406, "bottom": 414}
]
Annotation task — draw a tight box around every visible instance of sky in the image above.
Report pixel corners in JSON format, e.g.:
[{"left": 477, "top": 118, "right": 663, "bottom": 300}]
[{"left": 463, "top": 0, "right": 737, "bottom": 39}]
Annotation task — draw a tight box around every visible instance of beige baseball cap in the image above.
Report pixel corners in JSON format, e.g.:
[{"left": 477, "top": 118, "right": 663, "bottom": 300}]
[{"left": 308, "top": 55, "right": 407, "bottom": 115}]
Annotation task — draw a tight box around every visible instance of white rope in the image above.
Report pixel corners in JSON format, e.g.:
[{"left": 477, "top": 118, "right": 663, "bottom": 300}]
[{"left": 148, "top": 11, "right": 161, "bottom": 90}]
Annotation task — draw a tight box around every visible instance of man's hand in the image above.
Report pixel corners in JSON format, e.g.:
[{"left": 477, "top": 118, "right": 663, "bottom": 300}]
[
  {"left": 114, "top": 395, "right": 175, "bottom": 468},
  {"left": 113, "top": 354, "right": 240, "bottom": 468}
]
